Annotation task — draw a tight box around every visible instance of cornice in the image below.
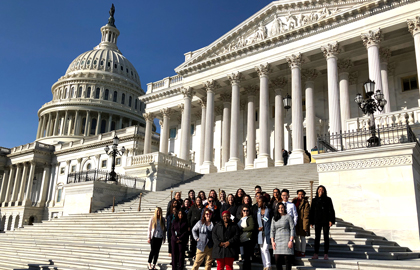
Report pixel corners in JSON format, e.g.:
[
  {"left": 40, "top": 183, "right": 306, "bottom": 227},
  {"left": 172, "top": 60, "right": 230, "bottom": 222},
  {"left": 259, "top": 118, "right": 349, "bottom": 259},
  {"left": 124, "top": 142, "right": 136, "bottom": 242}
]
[
  {"left": 175, "top": 0, "right": 408, "bottom": 76},
  {"left": 138, "top": 86, "right": 183, "bottom": 103}
]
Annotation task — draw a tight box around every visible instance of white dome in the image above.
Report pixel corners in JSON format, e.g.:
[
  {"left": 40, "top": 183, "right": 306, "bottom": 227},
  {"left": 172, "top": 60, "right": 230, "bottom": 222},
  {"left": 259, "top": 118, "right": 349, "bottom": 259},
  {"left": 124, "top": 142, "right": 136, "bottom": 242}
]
[{"left": 65, "top": 48, "right": 141, "bottom": 86}]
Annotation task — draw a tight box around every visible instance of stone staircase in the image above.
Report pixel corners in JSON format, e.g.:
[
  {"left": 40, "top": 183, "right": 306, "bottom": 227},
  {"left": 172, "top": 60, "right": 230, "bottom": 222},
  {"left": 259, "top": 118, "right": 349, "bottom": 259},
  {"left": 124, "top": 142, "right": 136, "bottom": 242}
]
[{"left": 0, "top": 164, "right": 419, "bottom": 270}]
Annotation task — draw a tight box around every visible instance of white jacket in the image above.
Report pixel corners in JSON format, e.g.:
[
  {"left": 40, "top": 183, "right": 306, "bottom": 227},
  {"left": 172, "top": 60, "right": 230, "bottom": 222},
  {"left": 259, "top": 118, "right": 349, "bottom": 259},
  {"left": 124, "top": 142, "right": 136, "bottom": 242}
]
[
  {"left": 147, "top": 217, "right": 166, "bottom": 242},
  {"left": 283, "top": 201, "right": 298, "bottom": 226}
]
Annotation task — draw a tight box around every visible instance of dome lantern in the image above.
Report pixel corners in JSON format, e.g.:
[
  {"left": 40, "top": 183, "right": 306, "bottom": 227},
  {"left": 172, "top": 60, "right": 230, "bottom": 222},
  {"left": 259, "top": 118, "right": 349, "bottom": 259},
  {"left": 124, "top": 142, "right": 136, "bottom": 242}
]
[{"left": 95, "top": 4, "right": 120, "bottom": 53}]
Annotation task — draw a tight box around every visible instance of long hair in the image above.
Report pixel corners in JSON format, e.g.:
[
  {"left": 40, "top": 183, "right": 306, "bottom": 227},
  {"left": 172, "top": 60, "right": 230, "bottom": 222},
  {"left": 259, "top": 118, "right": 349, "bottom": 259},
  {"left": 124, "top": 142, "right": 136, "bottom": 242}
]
[
  {"left": 315, "top": 185, "right": 327, "bottom": 198},
  {"left": 208, "top": 189, "right": 218, "bottom": 201},
  {"left": 170, "top": 200, "right": 180, "bottom": 214},
  {"left": 273, "top": 203, "right": 286, "bottom": 222},
  {"left": 227, "top": 194, "right": 235, "bottom": 206},
  {"left": 152, "top": 207, "right": 165, "bottom": 230},
  {"left": 199, "top": 190, "right": 206, "bottom": 200},
  {"left": 242, "top": 195, "right": 252, "bottom": 206},
  {"left": 174, "top": 209, "right": 186, "bottom": 222},
  {"left": 271, "top": 188, "right": 281, "bottom": 204},
  {"left": 201, "top": 208, "right": 213, "bottom": 224},
  {"left": 219, "top": 190, "right": 226, "bottom": 201},
  {"left": 235, "top": 188, "right": 245, "bottom": 199}
]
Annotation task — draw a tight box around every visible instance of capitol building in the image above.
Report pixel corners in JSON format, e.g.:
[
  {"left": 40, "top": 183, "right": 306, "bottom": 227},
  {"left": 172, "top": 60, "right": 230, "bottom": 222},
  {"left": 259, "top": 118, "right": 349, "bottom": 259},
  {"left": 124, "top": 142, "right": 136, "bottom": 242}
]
[{"left": 1, "top": 0, "right": 420, "bottom": 264}]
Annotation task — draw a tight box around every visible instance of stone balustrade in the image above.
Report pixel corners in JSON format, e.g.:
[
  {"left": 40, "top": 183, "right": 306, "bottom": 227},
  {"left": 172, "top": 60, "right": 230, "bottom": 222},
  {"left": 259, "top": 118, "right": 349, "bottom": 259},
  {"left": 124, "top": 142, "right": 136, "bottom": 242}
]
[
  {"left": 9, "top": 141, "right": 55, "bottom": 155},
  {"left": 146, "top": 75, "right": 183, "bottom": 93},
  {"left": 127, "top": 151, "right": 195, "bottom": 171},
  {"left": 346, "top": 108, "right": 420, "bottom": 131}
]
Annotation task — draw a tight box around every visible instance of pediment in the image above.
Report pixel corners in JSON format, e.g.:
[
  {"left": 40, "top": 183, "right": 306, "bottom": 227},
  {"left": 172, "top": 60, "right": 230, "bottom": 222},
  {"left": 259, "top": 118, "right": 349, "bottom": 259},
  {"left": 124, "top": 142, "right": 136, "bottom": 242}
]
[{"left": 175, "top": 0, "right": 379, "bottom": 75}]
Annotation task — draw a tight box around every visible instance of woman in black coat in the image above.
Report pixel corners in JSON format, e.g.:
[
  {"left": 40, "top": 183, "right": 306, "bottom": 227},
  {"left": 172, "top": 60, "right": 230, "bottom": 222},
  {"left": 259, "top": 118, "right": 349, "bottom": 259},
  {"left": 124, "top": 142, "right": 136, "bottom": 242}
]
[
  {"left": 171, "top": 210, "right": 189, "bottom": 270},
  {"left": 166, "top": 192, "right": 183, "bottom": 217},
  {"left": 212, "top": 210, "right": 240, "bottom": 269},
  {"left": 221, "top": 194, "right": 238, "bottom": 222},
  {"left": 309, "top": 185, "right": 335, "bottom": 260},
  {"left": 187, "top": 197, "right": 204, "bottom": 258}
]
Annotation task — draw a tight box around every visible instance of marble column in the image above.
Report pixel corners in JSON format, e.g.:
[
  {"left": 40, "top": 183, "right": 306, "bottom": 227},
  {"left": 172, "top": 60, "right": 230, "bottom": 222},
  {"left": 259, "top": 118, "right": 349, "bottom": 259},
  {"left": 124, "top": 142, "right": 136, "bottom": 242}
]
[
  {"left": 45, "top": 114, "right": 51, "bottom": 137},
  {"left": 74, "top": 110, "right": 80, "bottom": 135},
  {"left": 201, "top": 80, "right": 218, "bottom": 174},
  {"left": 302, "top": 69, "right": 319, "bottom": 152},
  {"left": 2, "top": 166, "right": 15, "bottom": 206},
  {"left": 143, "top": 113, "right": 154, "bottom": 154},
  {"left": 53, "top": 112, "right": 60, "bottom": 136},
  {"left": 361, "top": 28, "right": 383, "bottom": 97},
  {"left": 270, "top": 78, "right": 288, "bottom": 166},
  {"left": 337, "top": 59, "right": 353, "bottom": 131},
  {"left": 408, "top": 17, "right": 420, "bottom": 104},
  {"left": 245, "top": 85, "right": 258, "bottom": 170},
  {"left": 380, "top": 48, "right": 392, "bottom": 113},
  {"left": 41, "top": 115, "right": 47, "bottom": 138},
  {"left": 23, "top": 162, "right": 36, "bottom": 206},
  {"left": 36, "top": 118, "right": 42, "bottom": 139},
  {"left": 286, "top": 53, "right": 308, "bottom": 165},
  {"left": 95, "top": 112, "right": 102, "bottom": 135},
  {"left": 180, "top": 87, "right": 193, "bottom": 161},
  {"left": 46, "top": 163, "right": 59, "bottom": 207},
  {"left": 254, "top": 63, "right": 274, "bottom": 168},
  {"left": 37, "top": 165, "right": 51, "bottom": 207},
  {"left": 198, "top": 99, "right": 207, "bottom": 166},
  {"left": 108, "top": 114, "right": 113, "bottom": 132},
  {"left": 60, "top": 111, "right": 68, "bottom": 136},
  {"left": 220, "top": 93, "right": 231, "bottom": 170},
  {"left": 0, "top": 168, "right": 10, "bottom": 203},
  {"left": 10, "top": 164, "right": 23, "bottom": 203},
  {"left": 118, "top": 117, "right": 123, "bottom": 130},
  {"left": 321, "top": 41, "right": 342, "bottom": 135},
  {"left": 16, "top": 163, "right": 29, "bottom": 204},
  {"left": 84, "top": 111, "right": 91, "bottom": 136},
  {"left": 67, "top": 114, "right": 73, "bottom": 136},
  {"left": 226, "top": 72, "right": 244, "bottom": 171},
  {"left": 159, "top": 108, "right": 172, "bottom": 154}
]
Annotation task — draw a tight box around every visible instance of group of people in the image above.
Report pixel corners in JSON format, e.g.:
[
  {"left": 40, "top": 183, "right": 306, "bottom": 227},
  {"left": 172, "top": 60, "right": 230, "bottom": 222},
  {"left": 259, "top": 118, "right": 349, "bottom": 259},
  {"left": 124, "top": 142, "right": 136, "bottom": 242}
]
[{"left": 146, "top": 185, "right": 335, "bottom": 270}]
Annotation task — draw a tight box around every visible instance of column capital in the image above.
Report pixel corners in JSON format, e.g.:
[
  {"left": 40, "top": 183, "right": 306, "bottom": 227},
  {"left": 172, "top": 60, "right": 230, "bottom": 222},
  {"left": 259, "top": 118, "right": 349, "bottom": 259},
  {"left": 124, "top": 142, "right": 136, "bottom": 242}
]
[
  {"left": 349, "top": 71, "right": 359, "bottom": 85},
  {"left": 407, "top": 16, "right": 420, "bottom": 36},
  {"left": 159, "top": 120, "right": 163, "bottom": 127},
  {"left": 379, "top": 47, "right": 391, "bottom": 63},
  {"left": 244, "top": 85, "right": 259, "bottom": 96},
  {"left": 66, "top": 160, "right": 71, "bottom": 166},
  {"left": 215, "top": 105, "right": 223, "bottom": 116},
  {"left": 143, "top": 113, "right": 155, "bottom": 122},
  {"left": 30, "top": 161, "right": 36, "bottom": 166},
  {"left": 320, "top": 41, "right": 340, "bottom": 58},
  {"left": 388, "top": 62, "right": 396, "bottom": 75},
  {"left": 178, "top": 104, "right": 184, "bottom": 113},
  {"left": 361, "top": 28, "right": 382, "bottom": 48},
  {"left": 255, "top": 63, "right": 271, "bottom": 77},
  {"left": 301, "top": 69, "right": 319, "bottom": 82},
  {"left": 160, "top": 108, "right": 173, "bottom": 118},
  {"left": 203, "top": 80, "right": 219, "bottom": 93},
  {"left": 219, "top": 93, "right": 232, "bottom": 103},
  {"left": 270, "top": 77, "right": 288, "bottom": 90},
  {"left": 77, "top": 158, "right": 83, "bottom": 164},
  {"left": 286, "top": 53, "right": 304, "bottom": 68},
  {"left": 198, "top": 98, "right": 207, "bottom": 108},
  {"left": 337, "top": 59, "right": 353, "bottom": 73},
  {"left": 227, "top": 72, "right": 242, "bottom": 85},
  {"left": 181, "top": 87, "right": 194, "bottom": 99}
]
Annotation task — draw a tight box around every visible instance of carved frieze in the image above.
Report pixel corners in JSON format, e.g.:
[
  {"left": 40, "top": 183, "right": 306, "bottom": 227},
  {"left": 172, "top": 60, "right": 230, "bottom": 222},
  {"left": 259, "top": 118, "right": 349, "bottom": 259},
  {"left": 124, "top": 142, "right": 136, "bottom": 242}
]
[
  {"left": 388, "top": 62, "right": 396, "bottom": 75},
  {"left": 349, "top": 71, "right": 359, "bottom": 85},
  {"left": 317, "top": 155, "right": 413, "bottom": 172},
  {"left": 219, "top": 93, "right": 232, "bottom": 103},
  {"left": 361, "top": 28, "right": 382, "bottom": 48}
]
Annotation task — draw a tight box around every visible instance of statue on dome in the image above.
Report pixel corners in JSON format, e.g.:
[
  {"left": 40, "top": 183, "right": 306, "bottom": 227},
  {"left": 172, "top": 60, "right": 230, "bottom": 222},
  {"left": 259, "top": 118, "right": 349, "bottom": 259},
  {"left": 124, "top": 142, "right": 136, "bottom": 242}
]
[{"left": 108, "top": 4, "right": 116, "bottom": 27}]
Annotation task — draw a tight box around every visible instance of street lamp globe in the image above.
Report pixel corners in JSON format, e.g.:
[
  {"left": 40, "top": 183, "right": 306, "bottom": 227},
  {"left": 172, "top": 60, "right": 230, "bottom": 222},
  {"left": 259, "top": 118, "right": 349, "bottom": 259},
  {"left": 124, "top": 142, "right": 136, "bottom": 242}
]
[
  {"left": 113, "top": 135, "right": 120, "bottom": 145},
  {"left": 363, "top": 79, "right": 376, "bottom": 96},
  {"left": 104, "top": 145, "right": 109, "bottom": 154},
  {"left": 354, "top": 93, "right": 363, "bottom": 104},
  {"left": 121, "top": 146, "right": 126, "bottom": 154},
  {"left": 374, "top": 90, "right": 384, "bottom": 101},
  {"left": 283, "top": 93, "right": 291, "bottom": 110}
]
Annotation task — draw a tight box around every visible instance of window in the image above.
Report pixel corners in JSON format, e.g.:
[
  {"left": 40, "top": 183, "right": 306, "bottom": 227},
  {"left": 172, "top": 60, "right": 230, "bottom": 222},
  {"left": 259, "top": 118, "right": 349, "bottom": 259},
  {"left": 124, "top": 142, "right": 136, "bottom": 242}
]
[
  {"left": 70, "top": 87, "right": 74, "bottom": 98},
  {"left": 104, "top": 89, "right": 109, "bottom": 100},
  {"left": 128, "top": 96, "right": 132, "bottom": 107},
  {"left": 402, "top": 75, "right": 418, "bottom": 92},
  {"left": 255, "top": 111, "right": 258, "bottom": 122},
  {"left": 95, "top": 88, "right": 100, "bottom": 99},
  {"left": 191, "top": 124, "right": 194, "bottom": 135},
  {"left": 126, "top": 68, "right": 129, "bottom": 73},
  {"left": 114, "top": 63, "right": 117, "bottom": 68},
  {"left": 100, "top": 119, "right": 106, "bottom": 133},
  {"left": 91, "top": 118, "right": 97, "bottom": 135},
  {"left": 121, "top": 93, "right": 125, "bottom": 105},
  {"left": 77, "top": 87, "right": 82, "bottom": 98},
  {"left": 121, "top": 66, "right": 123, "bottom": 71},
  {"left": 86, "top": 87, "right": 91, "bottom": 98},
  {"left": 100, "top": 60, "right": 104, "bottom": 66},
  {"left": 87, "top": 163, "right": 92, "bottom": 170},
  {"left": 81, "top": 117, "right": 86, "bottom": 134},
  {"left": 57, "top": 189, "right": 62, "bottom": 203},
  {"left": 111, "top": 121, "right": 116, "bottom": 131},
  {"left": 101, "top": 160, "right": 107, "bottom": 168},
  {"left": 135, "top": 99, "right": 138, "bottom": 110},
  {"left": 169, "top": 128, "right": 176, "bottom": 138},
  {"left": 60, "top": 167, "right": 65, "bottom": 174},
  {"left": 87, "top": 60, "right": 90, "bottom": 65},
  {"left": 107, "top": 62, "right": 111, "bottom": 67},
  {"left": 113, "top": 91, "right": 118, "bottom": 102},
  {"left": 71, "top": 165, "right": 76, "bottom": 172},
  {"left": 116, "top": 158, "right": 121, "bottom": 166},
  {"left": 94, "top": 60, "right": 97, "bottom": 65}
]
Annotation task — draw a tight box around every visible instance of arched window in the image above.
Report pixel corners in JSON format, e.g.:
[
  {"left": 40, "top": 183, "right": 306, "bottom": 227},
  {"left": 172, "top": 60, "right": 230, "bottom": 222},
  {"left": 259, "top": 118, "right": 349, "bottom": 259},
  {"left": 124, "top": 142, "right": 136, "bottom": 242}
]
[
  {"left": 121, "top": 93, "right": 125, "bottom": 105},
  {"left": 91, "top": 118, "right": 97, "bottom": 135},
  {"left": 100, "top": 119, "right": 107, "bottom": 133},
  {"left": 135, "top": 99, "right": 138, "bottom": 110},
  {"left": 77, "top": 87, "right": 82, "bottom": 98},
  {"left": 128, "top": 96, "right": 132, "bottom": 107},
  {"left": 95, "top": 88, "right": 100, "bottom": 99},
  {"left": 57, "top": 188, "right": 62, "bottom": 202},
  {"left": 104, "top": 89, "right": 109, "bottom": 100},
  {"left": 113, "top": 91, "right": 118, "bottom": 102},
  {"left": 86, "top": 87, "right": 91, "bottom": 98},
  {"left": 87, "top": 163, "right": 92, "bottom": 170}
]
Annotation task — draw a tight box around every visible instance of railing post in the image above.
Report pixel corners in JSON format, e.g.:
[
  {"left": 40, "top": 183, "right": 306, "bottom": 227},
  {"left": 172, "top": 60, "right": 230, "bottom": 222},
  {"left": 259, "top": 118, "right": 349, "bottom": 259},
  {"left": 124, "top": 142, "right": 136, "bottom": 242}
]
[
  {"left": 138, "top": 193, "right": 143, "bottom": 212},
  {"left": 89, "top": 197, "right": 93, "bottom": 213},
  {"left": 112, "top": 196, "right": 115, "bottom": 213},
  {"left": 340, "top": 130, "right": 344, "bottom": 151},
  {"left": 310, "top": 181, "right": 314, "bottom": 204}
]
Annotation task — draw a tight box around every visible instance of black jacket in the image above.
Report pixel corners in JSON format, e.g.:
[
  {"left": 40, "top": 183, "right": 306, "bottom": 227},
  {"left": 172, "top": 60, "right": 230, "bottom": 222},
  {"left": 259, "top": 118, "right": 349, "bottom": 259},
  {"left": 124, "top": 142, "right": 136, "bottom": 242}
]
[
  {"left": 187, "top": 204, "right": 204, "bottom": 228},
  {"left": 221, "top": 203, "right": 238, "bottom": 222},
  {"left": 309, "top": 196, "right": 336, "bottom": 225},
  {"left": 212, "top": 221, "right": 240, "bottom": 259},
  {"left": 236, "top": 204, "right": 253, "bottom": 221},
  {"left": 166, "top": 198, "right": 183, "bottom": 218}
]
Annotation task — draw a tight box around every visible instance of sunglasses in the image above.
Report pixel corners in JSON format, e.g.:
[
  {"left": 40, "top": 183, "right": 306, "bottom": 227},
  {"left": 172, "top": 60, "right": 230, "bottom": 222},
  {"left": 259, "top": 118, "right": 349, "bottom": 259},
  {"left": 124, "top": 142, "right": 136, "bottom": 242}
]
[
  {"left": 205, "top": 213, "right": 212, "bottom": 216},
  {"left": 208, "top": 200, "right": 213, "bottom": 203},
  {"left": 243, "top": 210, "right": 249, "bottom": 212}
]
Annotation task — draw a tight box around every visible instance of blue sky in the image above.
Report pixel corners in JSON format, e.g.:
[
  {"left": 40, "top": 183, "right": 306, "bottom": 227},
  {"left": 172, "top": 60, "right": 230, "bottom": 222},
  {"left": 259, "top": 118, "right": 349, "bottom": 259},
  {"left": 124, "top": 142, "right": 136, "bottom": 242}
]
[{"left": 0, "top": 0, "right": 270, "bottom": 148}]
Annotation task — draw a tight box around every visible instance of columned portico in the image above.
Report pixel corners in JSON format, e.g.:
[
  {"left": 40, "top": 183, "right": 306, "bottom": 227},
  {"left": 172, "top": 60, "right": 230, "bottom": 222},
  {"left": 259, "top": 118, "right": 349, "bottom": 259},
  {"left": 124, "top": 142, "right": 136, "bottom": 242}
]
[
  {"left": 254, "top": 63, "right": 274, "bottom": 168},
  {"left": 321, "top": 42, "right": 341, "bottom": 135},
  {"left": 159, "top": 108, "right": 172, "bottom": 154},
  {"left": 407, "top": 16, "right": 420, "bottom": 104},
  {"left": 10, "top": 164, "right": 23, "bottom": 203},
  {"left": 143, "top": 113, "right": 154, "bottom": 154},
  {"left": 286, "top": 53, "right": 308, "bottom": 165},
  {"left": 200, "top": 80, "right": 218, "bottom": 174},
  {"left": 271, "top": 77, "right": 287, "bottom": 166},
  {"left": 16, "top": 162, "right": 29, "bottom": 204},
  {"left": 226, "top": 72, "right": 244, "bottom": 171},
  {"left": 220, "top": 93, "right": 231, "bottom": 170},
  {"left": 24, "top": 161, "right": 36, "bottom": 206},
  {"left": 180, "top": 87, "right": 193, "bottom": 161},
  {"left": 3, "top": 165, "right": 16, "bottom": 206},
  {"left": 245, "top": 85, "right": 258, "bottom": 170},
  {"left": 0, "top": 168, "right": 10, "bottom": 204},
  {"left": 302, "top": 69, "right": 318, "bottom": 151}
]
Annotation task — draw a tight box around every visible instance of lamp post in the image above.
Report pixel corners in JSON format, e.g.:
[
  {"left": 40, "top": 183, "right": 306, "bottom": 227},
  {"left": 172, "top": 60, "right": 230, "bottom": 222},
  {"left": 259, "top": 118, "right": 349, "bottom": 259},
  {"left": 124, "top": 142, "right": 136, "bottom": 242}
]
[
  {"left": 283, "top": 93, "right": 291, "bottom": 110},
  {"left": 104, "top": 135, "right": 125, "bottom": 181},
  {"left": 354, "top": 79, "right": 387, "bottom": 147}
]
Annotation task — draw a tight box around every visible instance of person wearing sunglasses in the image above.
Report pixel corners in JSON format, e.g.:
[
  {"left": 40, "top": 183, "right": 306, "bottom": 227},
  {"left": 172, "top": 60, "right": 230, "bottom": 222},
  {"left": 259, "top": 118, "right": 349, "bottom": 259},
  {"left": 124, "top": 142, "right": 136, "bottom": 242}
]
[
  {"left": 191, "top": 208, "right": 214, "bottom": 270},
  {"left": 202, "top": 196, "right": 220, "bottom": 224},
  {"left": 237, "top": 206, "right": 254, "bottom": 270}
]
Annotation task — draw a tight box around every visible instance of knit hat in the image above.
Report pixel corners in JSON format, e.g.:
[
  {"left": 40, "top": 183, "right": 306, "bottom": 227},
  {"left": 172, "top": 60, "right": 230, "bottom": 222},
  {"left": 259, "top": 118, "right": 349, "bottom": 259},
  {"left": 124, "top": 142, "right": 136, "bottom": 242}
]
[{"left": 222, "top": 210, "right": 231, "bottom": 217}]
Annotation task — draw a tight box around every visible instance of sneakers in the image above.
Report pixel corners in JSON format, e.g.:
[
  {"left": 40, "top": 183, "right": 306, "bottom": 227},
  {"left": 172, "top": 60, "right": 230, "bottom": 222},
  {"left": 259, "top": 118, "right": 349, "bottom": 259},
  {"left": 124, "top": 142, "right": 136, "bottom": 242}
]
[
  {"left": 311, "top": 253, "right": 319, "bottom": 259},
  {"left": 324, "top": 254, "right": 329, "bottom": 260},
  {"left": 301, "top": 252, "right": 306, "bottom": 257}
]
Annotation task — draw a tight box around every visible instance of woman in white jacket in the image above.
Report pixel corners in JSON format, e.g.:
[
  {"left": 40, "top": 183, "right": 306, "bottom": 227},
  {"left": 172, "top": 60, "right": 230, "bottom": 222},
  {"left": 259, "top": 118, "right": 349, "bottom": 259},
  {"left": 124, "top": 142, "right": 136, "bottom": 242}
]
[{"left": 147, "top": 207, "right": 166, "bottom": 270}]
